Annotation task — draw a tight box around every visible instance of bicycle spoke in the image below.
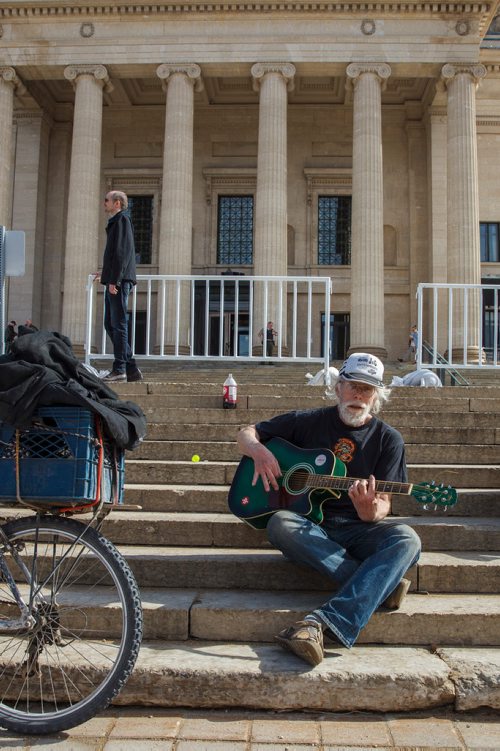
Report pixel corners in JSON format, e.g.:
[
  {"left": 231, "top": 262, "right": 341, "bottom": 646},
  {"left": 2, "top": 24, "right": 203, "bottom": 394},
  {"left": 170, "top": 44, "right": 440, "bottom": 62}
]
[{"left": 0, "top": 516, "right": 142, "bottom": 735}]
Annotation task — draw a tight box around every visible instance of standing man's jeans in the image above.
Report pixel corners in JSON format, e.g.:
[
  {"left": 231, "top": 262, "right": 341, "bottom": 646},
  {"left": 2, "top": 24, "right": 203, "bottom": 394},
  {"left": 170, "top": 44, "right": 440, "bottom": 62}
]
[
  {"left": 267, "top": 510, "right": 421, "bottom": 648},
  {"left": 104, "top": 281, "right": 137, "bottom": 374}
]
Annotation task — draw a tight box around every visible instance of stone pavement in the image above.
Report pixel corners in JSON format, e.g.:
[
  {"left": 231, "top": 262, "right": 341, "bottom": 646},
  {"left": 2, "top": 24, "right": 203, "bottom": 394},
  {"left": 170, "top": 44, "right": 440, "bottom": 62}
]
[{"left": 1, "top": 707, "right": 500, "bottom": 750}]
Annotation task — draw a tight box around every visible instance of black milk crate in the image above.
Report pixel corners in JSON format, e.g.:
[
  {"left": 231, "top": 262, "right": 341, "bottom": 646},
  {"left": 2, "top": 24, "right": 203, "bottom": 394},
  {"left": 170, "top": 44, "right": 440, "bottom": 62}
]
[{"left": 0, "top": 407, "right": 124, "bottom": 507}]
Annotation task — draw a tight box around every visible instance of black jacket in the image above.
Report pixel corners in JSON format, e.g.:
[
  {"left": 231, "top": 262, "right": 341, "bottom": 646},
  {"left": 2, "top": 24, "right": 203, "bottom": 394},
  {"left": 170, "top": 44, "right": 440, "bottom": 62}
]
[
  {"left": 0, "top": 331, "right": 146, "bottom": 450},
  {"left": 100, "top": 211, "right": 137, "bottom": 287}
]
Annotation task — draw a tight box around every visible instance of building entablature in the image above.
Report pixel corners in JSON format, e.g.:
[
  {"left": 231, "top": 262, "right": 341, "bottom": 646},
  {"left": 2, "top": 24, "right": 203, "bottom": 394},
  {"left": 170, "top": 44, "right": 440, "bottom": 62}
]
[
  {"left": 0, "top": 0, "right": 493, "bottom": 20},
  {"left": 0, "top": 0, "right": 495, "bottom": 54}
]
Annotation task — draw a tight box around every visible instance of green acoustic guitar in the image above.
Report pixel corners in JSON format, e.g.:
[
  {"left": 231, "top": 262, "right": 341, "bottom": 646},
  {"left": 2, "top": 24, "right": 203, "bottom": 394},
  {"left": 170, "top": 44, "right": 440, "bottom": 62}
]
[{"left": 228, "top": 436, "right": 458, "bottom": 529}]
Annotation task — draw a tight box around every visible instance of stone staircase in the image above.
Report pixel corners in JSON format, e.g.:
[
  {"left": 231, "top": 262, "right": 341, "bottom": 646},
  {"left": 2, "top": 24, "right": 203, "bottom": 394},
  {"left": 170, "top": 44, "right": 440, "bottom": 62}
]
[{"left": 3, "top": 365, "right": 500, "bottom": 713}]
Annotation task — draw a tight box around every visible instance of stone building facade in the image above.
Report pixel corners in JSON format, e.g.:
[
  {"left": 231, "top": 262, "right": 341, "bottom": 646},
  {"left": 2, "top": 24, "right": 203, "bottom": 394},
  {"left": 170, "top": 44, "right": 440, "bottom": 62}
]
[{"left": 1, "top": 1, "right": 500, "bottom": 360}]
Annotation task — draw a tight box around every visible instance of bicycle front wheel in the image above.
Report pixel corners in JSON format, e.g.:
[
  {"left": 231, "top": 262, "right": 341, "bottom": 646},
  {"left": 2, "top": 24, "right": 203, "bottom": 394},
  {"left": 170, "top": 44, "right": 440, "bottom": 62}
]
[{"left": 0, "top": 515, "right": 142, "bottom": 735}]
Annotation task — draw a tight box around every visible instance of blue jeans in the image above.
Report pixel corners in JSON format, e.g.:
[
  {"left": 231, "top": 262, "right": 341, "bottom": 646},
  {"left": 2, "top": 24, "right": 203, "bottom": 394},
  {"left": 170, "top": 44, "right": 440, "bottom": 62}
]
[
  {"left": 267, "top": 510, "right": 421, "bottom": 648},
  {"left": 104, "top": 281, "right": 136, "bottom": 374}
]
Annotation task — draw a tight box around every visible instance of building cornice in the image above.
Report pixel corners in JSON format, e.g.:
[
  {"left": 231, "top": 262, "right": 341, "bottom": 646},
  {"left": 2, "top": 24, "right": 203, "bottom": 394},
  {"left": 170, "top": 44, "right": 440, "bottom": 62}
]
[{"left": 0, "top": 1, "right": 493, "bottom": 18}]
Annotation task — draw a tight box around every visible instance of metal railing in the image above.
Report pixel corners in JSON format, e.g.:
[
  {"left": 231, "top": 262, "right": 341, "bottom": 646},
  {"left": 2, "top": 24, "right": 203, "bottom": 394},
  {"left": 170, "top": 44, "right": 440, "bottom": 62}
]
[
  {"left": 420, "top": 339, "right": 469, "bottom": 386},
  {"left": 416, "top": 282, "right": 500, "bottom": 371},
  {"left": 85, "top": 274, "right": 332, "bottom": 372}
]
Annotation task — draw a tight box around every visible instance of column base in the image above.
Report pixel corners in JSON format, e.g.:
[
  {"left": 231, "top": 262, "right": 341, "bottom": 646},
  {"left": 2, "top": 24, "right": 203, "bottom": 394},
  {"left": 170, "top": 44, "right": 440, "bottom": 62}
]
[
  {"left": 347, "top": 346, "right": 388, "bottom": 360},
  {"left": 446, "top": 346, "right": 486, "bottom": 365}
]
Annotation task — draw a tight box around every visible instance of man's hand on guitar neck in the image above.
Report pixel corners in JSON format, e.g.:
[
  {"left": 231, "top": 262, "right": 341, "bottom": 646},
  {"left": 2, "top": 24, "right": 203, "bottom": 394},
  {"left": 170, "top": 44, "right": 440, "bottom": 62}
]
[
  {"left": 237, "top": 426, "right": 282, "bottom": 492},
  {"left": 348, "top": 476, "right": 392, "bottom": 522}
]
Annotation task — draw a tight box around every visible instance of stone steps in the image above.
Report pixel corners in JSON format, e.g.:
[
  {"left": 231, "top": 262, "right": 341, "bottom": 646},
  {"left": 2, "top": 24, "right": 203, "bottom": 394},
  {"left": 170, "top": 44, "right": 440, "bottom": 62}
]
[
  {"left": 116, "top": 642, "right": 500, "bottom": 714},
  {"left": 9, "top": 508, "right": 498, "bottom": 551},
  {"left": 5, "top": 585, "right": 499, "bottom": 646},
  {"left": 144, "top": 421, "right": 499, "bottom": 444},
  {"left": 9, "top": 510, "right": 500, "bottom": 551},
  {"left": 118, "top": 483, "right": 498, "bottom": 517},
  {"left": 93, "top": 546, "right": 500, "bottom": 593},
  {"left": 135, "top": 407, "right": 500, "bottom": 428},
  {"left": 123, "top": 459, "right": 498, "bottom": 488},
  {"left": 133, "top": 393, "right": 500, "bottom": 414},
  {"left": 130, "top": 438, "right": 499, "bottom": 464},
  {"left": 75, "top": 513, "right": 500, "bottom": 552},
  {"left": 116, "top": 380, "right": 500, "bottom": 397}
]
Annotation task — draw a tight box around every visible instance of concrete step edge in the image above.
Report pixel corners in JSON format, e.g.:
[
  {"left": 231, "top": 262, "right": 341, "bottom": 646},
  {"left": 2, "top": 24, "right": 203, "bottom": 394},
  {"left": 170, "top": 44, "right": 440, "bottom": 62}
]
[{"left": 117, "top": 642, "right": 499, "bottom": 713}]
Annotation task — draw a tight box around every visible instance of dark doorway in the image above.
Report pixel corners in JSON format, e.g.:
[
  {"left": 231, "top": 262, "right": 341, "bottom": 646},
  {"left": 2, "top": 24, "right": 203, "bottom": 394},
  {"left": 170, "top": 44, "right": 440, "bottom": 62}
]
[{"left": 321, "top": 312, "right": 350, "bottom": 360}]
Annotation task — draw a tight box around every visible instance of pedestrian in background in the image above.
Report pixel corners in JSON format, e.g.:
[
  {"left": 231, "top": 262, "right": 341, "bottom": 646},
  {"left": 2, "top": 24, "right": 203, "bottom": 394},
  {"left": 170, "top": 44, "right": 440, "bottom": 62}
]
[
  {"left": 398, "top": 325, "right": 418, "bottom": 364},
  {"left": 258, "top": 321, "right": 277, "bottom": 357},
  {"left": 95, "top": 190, "right": 143, "bottom": 383}
]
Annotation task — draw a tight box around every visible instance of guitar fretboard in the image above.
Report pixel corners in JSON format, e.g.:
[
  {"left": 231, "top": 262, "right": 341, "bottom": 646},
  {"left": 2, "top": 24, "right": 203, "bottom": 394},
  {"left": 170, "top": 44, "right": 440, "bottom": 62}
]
[{"left": 299, "top": 472, "right": 412, "bottom": 496}]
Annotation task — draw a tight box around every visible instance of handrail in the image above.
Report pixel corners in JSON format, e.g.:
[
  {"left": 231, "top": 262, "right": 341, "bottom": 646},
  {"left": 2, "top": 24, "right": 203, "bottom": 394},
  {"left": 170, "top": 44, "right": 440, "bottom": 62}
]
[{"left": 421, "top": 340, "right": 469, "bottom": 386}]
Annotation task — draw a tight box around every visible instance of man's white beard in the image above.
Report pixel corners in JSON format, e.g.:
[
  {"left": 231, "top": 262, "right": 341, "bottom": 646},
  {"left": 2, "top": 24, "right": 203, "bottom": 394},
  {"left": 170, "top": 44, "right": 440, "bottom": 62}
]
[{"left": 338, "top": 401, "right": 371, "bottom": 427}]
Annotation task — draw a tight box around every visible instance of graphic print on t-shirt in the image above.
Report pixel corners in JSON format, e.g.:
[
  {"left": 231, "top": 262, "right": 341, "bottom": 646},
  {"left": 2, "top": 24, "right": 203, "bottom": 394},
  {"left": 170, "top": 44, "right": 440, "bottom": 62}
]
[{"left": 333, "top": 437, "right": 356, "bottom": 464}]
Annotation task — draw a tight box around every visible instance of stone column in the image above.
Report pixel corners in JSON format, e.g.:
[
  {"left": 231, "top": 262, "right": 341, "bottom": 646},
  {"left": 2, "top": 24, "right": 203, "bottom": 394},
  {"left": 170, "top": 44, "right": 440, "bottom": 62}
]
[
  {"left": 442, "top": 63, "right": 486, "bottom": 363},
  {"left": 426, "top": 106, "right": 448, "bottom": 283},
  {"left": 9, "top": 111, "right": 51, "bottom": 327},
  {"left": 41, "top": 124, "right": 73, "bottom": 330},
  {"left": 156, "top": 64, "right": 203, "bottom": 352},
  {"left": 425, "top": 105, "right": 449, "bottom": 354},
  {"left": 251, "top": 62, "right": 295, "bottom": 352},
  {"left": 62, "top": 65, "right": 111, "bottom": 355},
  {"left": 406, "top": 121, "right": 428, "bottom": 325},
  {"left": 0, "top": 67, "right": 25, "bottom": 227},
  {"left": 346, "top": 63, "right": 391, "bottom": 358}
]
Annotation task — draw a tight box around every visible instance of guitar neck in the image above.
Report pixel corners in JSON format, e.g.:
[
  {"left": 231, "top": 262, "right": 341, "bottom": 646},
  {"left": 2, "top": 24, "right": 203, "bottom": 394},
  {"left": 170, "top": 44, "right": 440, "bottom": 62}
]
[{"left": 308, "top": 474, "right": 412, "bottom": 496}]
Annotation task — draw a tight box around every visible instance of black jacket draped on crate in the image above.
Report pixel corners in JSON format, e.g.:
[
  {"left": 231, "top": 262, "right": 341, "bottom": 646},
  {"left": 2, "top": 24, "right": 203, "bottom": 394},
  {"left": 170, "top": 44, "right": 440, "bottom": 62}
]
[{"left": 0, "top": 330, "right": 146, "bottom": 450}]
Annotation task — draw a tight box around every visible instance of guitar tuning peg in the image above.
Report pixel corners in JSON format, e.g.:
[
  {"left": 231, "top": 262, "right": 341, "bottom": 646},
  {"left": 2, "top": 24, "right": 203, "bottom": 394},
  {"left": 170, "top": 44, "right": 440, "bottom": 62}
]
[
  {"left": 434, "top": 504, "right": 438, "bottom": 511},
  {"left": 423, "top": 504, "right": 429, "bottom": 511},
  {"left": 443, "top": 505, "right": 448, "bottom": 512}
]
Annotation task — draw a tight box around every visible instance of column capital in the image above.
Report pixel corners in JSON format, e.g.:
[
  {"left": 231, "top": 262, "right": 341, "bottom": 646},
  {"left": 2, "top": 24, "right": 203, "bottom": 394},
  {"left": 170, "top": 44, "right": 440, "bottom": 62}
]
[
  {"left": 346, "top": 62, "right": 391, "bottom": 90},
  {"left": 64, "top": 64, "right": 113, "bottom": 93},
  {"left": 156, "top": 63, "right": 204, "bottom": 93},
  {"left": 441, "top": 63, "right": 487, "bottom": 87},
  {"left": 251, "top": 63, "right": 296, "bottom": 92},
  {"left": 0, "top": 66, "right": 27, "bottom": 95}
]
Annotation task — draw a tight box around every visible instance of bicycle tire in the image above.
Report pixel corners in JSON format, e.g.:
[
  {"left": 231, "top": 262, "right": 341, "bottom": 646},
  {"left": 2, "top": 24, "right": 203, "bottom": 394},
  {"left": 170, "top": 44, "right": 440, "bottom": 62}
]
[{"left": 0, "top": 515, "right": 142, "bottom": 735}]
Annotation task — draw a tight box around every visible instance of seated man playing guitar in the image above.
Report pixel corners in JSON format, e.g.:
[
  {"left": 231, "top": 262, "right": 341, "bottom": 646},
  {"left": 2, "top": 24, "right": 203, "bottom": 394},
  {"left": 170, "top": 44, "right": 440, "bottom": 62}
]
[{"left": 236, "top": 352, "right": 422, "bottom": 667}]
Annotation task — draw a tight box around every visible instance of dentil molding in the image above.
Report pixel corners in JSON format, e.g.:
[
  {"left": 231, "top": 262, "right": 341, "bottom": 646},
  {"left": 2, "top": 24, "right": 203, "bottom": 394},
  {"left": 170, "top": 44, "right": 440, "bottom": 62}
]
[{"left": 0, "top": 1, "right": 491, "bottom": 18}]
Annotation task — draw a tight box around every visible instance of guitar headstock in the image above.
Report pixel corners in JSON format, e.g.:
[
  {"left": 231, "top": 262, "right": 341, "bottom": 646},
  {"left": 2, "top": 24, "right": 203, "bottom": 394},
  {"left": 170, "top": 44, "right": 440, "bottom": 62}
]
[{"left": 412, "top": 481, "right": 458, "bottom": 508}]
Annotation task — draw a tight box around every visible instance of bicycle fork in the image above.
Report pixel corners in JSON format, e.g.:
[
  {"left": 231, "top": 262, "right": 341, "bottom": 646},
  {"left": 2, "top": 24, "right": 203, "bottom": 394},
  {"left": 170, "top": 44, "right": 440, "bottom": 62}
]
[{"left": 0, "top": 528, "right": 36, "bottom": 632}]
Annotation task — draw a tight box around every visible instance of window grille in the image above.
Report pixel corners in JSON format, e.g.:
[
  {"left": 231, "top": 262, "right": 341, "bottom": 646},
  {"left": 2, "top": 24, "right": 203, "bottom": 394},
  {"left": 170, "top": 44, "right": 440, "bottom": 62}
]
[
  {"left": 318, "top": 196, "right": 351, "bottom": 265},
  {"left": 217, "top": 195, "right": 253, "bottom": 265},
  {"left": 128, "top": 195, "right": 153, "bottom": 264},
  {"left": 480, "top": 222, "right": 499, "bottom": 262}
]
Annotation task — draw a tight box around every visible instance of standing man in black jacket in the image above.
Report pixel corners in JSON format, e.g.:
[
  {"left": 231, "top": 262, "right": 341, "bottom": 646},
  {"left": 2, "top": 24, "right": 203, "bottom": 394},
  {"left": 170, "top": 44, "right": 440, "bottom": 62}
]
[{"left": 98, "top": 191, "right": 142, "bottom": 382}]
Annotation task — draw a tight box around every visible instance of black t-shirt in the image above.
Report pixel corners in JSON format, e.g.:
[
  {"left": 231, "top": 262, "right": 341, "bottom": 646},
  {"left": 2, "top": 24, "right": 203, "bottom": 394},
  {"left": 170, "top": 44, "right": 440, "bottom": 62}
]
[{"left": 255, "top": 405, "right": 407, "bottom": 520}]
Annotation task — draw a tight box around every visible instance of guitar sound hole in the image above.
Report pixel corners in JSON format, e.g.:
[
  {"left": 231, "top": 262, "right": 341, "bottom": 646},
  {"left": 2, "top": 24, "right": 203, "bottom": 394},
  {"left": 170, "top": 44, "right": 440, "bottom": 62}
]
[{"left": 288, "top": 470, "right": 308, "bottom": 493}]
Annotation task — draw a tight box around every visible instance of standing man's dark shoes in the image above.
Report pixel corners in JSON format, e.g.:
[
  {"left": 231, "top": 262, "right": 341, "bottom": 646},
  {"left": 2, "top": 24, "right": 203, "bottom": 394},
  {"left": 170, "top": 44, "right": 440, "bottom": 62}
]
[
  {"left": 127, "top": 368, "right": 143, "bottom": 382},
  {"left": 103, "top": 370, "right": 126, "bottom": 382}
]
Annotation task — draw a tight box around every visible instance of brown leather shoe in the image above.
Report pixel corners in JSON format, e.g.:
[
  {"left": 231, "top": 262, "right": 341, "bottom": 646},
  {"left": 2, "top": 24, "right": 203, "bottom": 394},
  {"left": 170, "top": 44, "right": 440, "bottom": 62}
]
[
  {"left": 383, "top": 578, "right": 411, "bottom": 610},
  {"left": 275, "top": 620, "right": 324, "bottom": 666}
]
